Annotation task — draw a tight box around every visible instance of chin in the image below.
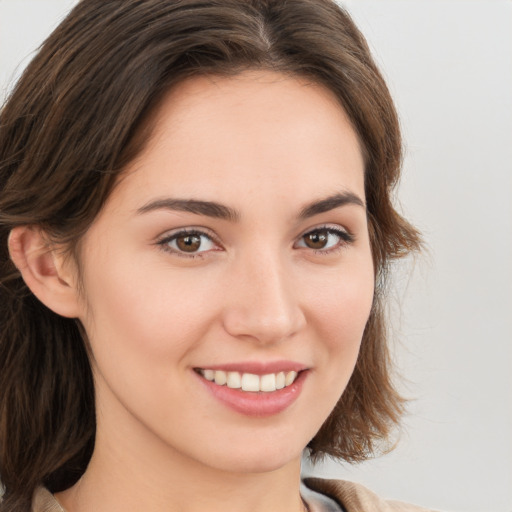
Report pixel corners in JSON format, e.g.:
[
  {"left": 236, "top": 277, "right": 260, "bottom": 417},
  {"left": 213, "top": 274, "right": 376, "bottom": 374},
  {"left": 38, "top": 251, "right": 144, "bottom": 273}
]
[{"left": 200, "top": 438, "right": 305, "bottom": 475}]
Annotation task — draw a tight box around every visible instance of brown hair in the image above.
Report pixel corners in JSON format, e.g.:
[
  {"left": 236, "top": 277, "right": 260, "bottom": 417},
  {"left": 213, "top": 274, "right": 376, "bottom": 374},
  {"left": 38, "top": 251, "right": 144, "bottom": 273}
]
[{"left": 0, "top": 0, "right": 420, "bottom": 509}]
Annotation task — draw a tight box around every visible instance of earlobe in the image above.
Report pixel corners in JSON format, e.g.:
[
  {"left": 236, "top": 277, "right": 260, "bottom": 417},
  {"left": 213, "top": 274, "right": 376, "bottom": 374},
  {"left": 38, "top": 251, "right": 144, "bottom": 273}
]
[{"left": 8, "top": 226, "right": 81, "bottom": 318}]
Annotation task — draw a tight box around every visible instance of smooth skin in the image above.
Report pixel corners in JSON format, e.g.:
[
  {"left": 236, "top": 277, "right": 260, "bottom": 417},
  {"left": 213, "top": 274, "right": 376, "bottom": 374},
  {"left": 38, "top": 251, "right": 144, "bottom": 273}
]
[{"left": 9, "top": 71, "right": 374, "bottom": 512}]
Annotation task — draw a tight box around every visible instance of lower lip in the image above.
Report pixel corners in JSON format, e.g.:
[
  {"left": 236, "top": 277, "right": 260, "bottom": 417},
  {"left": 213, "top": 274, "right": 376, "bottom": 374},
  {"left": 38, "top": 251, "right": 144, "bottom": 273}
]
[{"left": 195, "top": 370, "right": 308, "bottom": 417}]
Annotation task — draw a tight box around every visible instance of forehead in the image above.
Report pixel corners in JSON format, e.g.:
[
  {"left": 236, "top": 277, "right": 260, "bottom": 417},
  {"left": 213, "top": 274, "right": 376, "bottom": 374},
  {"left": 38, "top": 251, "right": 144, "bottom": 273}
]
[{"left": 116, "top": 70, "right": 365, "bottom": 211}]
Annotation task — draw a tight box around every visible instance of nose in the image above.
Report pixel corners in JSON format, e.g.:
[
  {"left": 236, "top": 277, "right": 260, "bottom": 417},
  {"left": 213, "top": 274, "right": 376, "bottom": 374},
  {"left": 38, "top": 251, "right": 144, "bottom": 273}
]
[{"left": 222, "top": 250, "right": 306, "bottom": 345}]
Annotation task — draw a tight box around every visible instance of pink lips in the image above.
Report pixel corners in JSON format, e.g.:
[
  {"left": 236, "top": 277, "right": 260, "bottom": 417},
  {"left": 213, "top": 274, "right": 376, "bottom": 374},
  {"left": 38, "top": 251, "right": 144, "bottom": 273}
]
[{"left": 194, "top": 361, "right": 308, "bottom": 417}]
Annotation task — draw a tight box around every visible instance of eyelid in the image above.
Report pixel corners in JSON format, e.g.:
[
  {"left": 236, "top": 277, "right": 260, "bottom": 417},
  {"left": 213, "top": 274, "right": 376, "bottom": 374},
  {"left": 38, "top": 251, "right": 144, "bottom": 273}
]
[{"left": 156, "top": 225, "right": 219, "bottom": 241}]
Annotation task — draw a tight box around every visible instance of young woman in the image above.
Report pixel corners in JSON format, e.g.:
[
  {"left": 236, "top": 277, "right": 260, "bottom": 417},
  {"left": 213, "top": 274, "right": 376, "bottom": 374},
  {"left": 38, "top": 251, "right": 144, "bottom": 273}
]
[{"left": 0, "top": 1, "right": 427, "bottom": 511}]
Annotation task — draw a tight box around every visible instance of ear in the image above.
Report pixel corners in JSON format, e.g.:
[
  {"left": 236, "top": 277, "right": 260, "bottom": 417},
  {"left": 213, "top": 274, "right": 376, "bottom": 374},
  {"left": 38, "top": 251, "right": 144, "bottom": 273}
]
[{"left": 8, "top": 226, "right": 81, "bottom": 318}]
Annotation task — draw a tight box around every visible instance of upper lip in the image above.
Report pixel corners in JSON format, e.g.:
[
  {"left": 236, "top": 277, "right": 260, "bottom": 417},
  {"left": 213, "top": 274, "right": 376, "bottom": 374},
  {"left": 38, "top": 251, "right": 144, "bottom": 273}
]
[{"left": 194, "top": 360, "right": 308, "bottom": 375}]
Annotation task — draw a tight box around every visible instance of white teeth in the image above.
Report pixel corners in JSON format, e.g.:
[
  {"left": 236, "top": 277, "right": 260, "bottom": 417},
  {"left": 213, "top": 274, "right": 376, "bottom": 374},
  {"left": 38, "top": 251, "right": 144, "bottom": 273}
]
[
  {"left": 203, "top": 369, "right": 215, "bottom": 381},
  {"left": 275, "top": 371, "right": 285, "bottom": 390},
  {"left": 226, "top": 371, "right": 241, "bottom": 389},
  {"left": 260, "top": 373, "right": 276, "bottom": 392},
  {"left": 241, "top": 373, "right": 260, "bottom": 392},
  {"left": 214, "top": 370, "right": 227, "bottom": 386},
  {"left": 198, "top": 368, "right": 300, "bottom": 392},
  {"left": 285, "top": 371, "right": 298, "bottom": 386}
]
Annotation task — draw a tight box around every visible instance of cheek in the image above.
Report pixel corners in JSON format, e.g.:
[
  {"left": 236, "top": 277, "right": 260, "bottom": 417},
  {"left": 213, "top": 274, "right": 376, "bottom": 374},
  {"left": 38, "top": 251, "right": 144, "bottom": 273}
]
[
  {"left": 308, "top": 256, "right": 375, "bottom": 376},
  {"left": 288, "top": 255, "right": 374, "bottom": 439},
  {"left": 78, "top": 257, "right": 225, "bottom": 436},
  {"left": 79, "top": 253, "right": 222, "bottom": 368}
]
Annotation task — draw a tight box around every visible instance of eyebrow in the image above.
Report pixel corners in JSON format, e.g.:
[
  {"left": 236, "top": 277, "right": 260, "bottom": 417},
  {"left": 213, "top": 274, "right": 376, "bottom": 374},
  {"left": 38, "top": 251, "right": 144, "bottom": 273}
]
[
  {"left": 136, "top": 191, "right": 365, "bottom": 222},
  {"left": 136, "top": 198, "right": 240, "bottom": 222},
  {"left": 298, "top": 191, "right": 365, "bottom": 219}
]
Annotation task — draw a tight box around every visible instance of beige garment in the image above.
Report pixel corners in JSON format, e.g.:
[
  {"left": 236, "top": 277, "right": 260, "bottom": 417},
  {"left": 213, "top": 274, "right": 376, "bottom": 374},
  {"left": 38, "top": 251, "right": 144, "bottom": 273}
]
[
  {"left": 31, "top": 487, "right": 64, "bottom": 512},
  {"left": 305, "top": 478, "right": 438, "bottom": 512},
  {"left": 31, "top": 478, "right": 437, "bottom": 512}
]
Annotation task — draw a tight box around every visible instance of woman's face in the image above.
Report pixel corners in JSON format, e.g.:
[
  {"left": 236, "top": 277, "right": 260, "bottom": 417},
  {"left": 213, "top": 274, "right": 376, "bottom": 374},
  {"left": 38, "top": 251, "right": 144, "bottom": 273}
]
[{"left": 76, "top": 71, "right": 374, "bottom": 475}]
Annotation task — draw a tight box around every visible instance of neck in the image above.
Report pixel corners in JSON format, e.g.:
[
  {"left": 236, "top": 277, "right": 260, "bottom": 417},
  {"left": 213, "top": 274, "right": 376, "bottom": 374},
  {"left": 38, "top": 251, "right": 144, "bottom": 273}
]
[
  {"left": 55, "top": 411, "right": 306, "bottom": 512},
  {"left": 57, "top": 454, "right": 305, "bottom": 512}
]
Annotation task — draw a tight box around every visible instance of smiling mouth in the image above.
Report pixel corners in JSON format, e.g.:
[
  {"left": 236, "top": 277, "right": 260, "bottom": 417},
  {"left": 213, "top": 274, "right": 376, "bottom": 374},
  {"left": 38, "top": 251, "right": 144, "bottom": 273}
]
[{"left": 195, "top": 368, "right": 300, "bottom": 393}]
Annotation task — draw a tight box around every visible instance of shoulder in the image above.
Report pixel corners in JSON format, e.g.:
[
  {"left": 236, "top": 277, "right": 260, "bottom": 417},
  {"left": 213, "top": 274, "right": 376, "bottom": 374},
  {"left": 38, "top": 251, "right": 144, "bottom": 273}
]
[{"left": 303, "top": 477, "right": 439, "bottom": 512}]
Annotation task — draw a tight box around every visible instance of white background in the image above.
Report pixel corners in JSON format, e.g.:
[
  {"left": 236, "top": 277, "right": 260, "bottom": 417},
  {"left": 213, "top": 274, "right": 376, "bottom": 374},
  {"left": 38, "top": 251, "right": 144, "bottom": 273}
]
[{"left": 1, "top": 1, "right": 511, "bottom": 511}]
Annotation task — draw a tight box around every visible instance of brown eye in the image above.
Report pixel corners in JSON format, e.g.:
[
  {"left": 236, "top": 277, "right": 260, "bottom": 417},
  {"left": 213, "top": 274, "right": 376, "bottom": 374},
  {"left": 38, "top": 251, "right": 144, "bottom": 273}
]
[
  {"left": 160, "top": 230, "right": 216, "bottom": 255},
  {"left": 303, "top": 230, "right": 329, "bottom": 249},
  {"left": 296, "top": 227, "right": 352, "bottom": 252},
  {"left": 176, "top": 234, "right": 202, "bottom": 252}
]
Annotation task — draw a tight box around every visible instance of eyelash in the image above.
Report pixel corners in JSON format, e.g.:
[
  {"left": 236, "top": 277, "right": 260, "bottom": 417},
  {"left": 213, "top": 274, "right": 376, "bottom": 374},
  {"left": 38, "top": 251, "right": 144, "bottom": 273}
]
[{"left": 156, "top": 225, "right": 355, "bottom": 259}]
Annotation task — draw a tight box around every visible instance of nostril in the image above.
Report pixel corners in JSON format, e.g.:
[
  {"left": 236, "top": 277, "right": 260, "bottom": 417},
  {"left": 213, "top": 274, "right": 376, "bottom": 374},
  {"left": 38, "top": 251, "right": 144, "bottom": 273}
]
[
  {"left": 221, "top": 262, "right": 306, "bottom": 342},
  {"left": 222, "top": 309, "right": 305, "bottom": 344}
]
